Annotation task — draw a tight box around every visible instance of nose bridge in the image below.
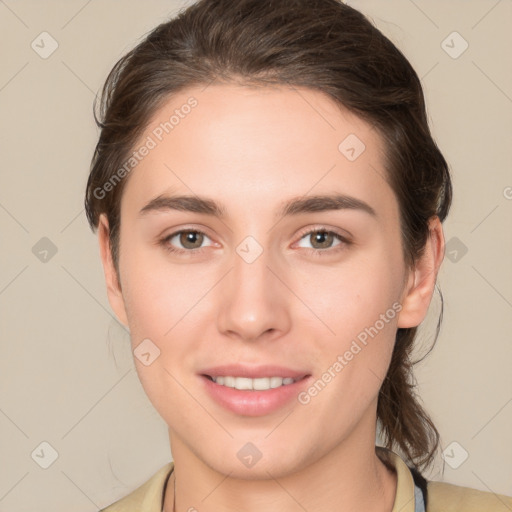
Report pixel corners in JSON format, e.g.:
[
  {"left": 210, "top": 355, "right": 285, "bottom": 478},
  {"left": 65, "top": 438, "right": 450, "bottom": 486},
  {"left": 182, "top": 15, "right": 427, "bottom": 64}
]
[{"left": 216, "top": 237, "right": 291, "bottom": 340}]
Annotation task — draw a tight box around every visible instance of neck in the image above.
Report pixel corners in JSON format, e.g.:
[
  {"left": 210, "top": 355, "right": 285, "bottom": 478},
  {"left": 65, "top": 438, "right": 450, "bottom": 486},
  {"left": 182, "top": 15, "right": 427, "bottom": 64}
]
[{"left": 163, "top": 423, "right": 397, "bottom": 512}]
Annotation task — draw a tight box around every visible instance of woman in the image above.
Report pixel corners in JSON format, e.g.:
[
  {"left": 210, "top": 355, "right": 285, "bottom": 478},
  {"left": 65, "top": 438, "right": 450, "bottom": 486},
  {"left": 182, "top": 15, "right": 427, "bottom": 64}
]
[{"left": 85, "top": 0, "right": 512, "bottom": 510}]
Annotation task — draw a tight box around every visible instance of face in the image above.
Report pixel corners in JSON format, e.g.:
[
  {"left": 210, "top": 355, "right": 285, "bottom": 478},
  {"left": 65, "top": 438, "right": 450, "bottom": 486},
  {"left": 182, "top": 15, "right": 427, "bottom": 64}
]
[{"left": 99, "top": 83, "right": 434, "bottom": 479}]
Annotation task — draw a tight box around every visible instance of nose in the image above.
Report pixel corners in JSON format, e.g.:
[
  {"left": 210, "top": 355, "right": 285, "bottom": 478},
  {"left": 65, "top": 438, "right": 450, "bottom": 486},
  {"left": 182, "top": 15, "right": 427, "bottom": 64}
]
[{"left": 216, "top": 242, "right": 292, "bottom": 342}]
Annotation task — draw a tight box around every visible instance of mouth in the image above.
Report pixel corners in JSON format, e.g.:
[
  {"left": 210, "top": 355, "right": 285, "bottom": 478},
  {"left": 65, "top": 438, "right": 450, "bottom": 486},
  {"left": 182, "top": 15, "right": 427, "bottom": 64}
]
[{"left": 198, "top": 365, "right": 312, "bottom": 416}]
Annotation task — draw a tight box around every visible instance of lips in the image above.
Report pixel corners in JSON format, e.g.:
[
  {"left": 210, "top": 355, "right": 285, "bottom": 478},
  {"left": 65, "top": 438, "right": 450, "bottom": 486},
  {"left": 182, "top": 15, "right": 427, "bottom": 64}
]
[{"left": 198, "top": 364, "right": 312, "bottom": 416}]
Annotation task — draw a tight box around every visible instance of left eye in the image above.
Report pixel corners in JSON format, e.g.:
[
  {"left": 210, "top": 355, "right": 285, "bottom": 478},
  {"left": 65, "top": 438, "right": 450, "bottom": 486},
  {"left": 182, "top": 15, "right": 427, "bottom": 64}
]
[{"left": 296, "top": 229, "right": 344, "bottom": 250}]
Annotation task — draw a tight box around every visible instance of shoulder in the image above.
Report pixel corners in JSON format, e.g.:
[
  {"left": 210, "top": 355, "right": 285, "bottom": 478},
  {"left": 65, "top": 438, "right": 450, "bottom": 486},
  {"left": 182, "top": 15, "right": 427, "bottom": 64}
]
[
  {"left": 427, "top": 480, "right": 512, "bottom": 512},
  {"left": 99, "top": 462, "right": 174, "bottom": 512}
]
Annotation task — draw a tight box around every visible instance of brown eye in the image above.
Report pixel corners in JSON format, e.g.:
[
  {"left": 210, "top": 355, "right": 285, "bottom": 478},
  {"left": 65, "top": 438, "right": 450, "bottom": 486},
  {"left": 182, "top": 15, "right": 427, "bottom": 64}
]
[
  {"left": 297, "top": 229, "right": 344, "bottom": 251},
  {"left": 178, "top": 230, "right": 204, "bottom": 249},
  {"left": 162, "top": 229, "right": 213, "bottom": 254},
  {"left": 309, "top": 231, "right": 335, "bottom": 249}
]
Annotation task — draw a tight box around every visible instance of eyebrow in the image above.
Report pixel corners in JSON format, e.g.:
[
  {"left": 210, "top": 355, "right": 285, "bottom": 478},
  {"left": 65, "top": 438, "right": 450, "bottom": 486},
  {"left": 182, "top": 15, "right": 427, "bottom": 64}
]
[{"left": 138, "top": 193, "right": 377, "bottom": 220}]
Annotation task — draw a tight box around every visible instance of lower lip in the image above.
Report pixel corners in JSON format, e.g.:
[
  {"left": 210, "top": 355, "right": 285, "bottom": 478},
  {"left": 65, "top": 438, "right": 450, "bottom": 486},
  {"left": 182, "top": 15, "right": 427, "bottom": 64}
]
[{"left": 200, "top": 375, "right": 311, "bottom": 416}]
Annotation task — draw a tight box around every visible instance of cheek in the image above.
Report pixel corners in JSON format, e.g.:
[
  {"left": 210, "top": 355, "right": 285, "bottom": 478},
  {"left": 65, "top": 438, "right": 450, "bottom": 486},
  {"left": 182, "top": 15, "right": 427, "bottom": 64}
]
[
  {"left": 120, "top": 245, "right": 214, "bottom": 337},
  {"left": 119, "top": 253, "right": 205, "bottom": 414},
  {"left": 293, "top": 252, "right": 402, "bottom": 398},
  {"left": 291, "top": 250, "right": 403, "bottom": 335}
]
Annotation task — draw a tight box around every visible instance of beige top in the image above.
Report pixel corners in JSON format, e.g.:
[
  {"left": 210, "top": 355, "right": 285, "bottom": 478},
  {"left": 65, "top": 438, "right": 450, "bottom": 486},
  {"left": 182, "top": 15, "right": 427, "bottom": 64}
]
[{"left": 100, "top": 447, "right": 512, "bottom": 511}]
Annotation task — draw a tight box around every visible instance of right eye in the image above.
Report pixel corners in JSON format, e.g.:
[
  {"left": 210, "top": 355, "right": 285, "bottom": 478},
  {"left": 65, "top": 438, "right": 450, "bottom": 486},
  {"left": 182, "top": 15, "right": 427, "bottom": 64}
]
[{"left": 160, "top": 229, "right": 214, "bottom": 255}]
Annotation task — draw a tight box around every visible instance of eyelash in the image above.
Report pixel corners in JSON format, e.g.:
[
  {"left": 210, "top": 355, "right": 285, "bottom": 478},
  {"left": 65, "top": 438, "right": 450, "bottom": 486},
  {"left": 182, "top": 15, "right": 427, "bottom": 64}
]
[{"left": 159, "top": 227, "right": 351, "bottom": 257}]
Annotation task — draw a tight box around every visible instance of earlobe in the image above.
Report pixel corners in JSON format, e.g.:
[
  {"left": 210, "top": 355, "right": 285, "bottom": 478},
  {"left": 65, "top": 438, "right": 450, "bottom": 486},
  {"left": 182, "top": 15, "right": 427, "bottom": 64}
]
[
  {"left": 97, "top": 214, "right": 129, "bottom": 327},
  {"left": 397, "top": 216, "right": 445, "bottom": 329}
]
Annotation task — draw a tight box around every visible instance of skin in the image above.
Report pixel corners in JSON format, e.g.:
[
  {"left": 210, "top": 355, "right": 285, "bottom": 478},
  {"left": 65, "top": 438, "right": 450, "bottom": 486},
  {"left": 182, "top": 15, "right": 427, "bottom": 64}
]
[{"left": 98, "top": 83, "right": 445, "bottom": 512}]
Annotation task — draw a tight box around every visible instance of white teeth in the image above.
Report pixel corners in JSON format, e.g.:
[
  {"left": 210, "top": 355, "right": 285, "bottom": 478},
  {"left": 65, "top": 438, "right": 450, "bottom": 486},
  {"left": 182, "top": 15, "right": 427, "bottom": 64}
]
[
  {"left": 211, "top": 376, "right": 297, "bottom": 390},
  {"left": 270, "top": 376, "right": 282, "bottom": 388},
  {"left": 235, "top": 377, "right": 253, "bottom": 390}
]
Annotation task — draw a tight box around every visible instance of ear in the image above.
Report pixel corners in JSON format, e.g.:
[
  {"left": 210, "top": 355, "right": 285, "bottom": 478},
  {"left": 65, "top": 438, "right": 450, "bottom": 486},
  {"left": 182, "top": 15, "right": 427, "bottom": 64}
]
[
  {"left": 397, "top": 216, "right": 445, "bottom": 328},
  {"left": 97, "top": 214, "right": 129, "bottom": 328}
]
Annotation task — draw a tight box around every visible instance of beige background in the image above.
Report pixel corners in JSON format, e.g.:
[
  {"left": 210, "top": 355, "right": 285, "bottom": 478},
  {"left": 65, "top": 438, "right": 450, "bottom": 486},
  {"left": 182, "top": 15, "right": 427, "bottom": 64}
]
[{"left": 0, "top": 0, "right": 511, "bottom": 510}]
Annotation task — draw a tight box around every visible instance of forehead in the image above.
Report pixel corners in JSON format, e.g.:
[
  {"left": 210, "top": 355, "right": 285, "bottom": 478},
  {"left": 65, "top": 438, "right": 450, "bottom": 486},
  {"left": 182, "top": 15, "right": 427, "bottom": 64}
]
[{"left": 120, "top": 83, "right": 397, "bottom": 224}]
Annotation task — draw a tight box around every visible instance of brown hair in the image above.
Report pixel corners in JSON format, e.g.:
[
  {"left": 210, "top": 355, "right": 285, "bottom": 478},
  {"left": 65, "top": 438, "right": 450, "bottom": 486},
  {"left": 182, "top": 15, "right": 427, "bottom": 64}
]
[{"left": 85, "top": 0, "right": 452, "bottom": 472}]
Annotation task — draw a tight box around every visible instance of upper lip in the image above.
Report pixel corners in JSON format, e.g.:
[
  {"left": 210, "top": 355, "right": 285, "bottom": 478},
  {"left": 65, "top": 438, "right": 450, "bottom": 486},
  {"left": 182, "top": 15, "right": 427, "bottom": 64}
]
[{"left": 200, "top": 364, "right": 310, "bottom": 379}]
